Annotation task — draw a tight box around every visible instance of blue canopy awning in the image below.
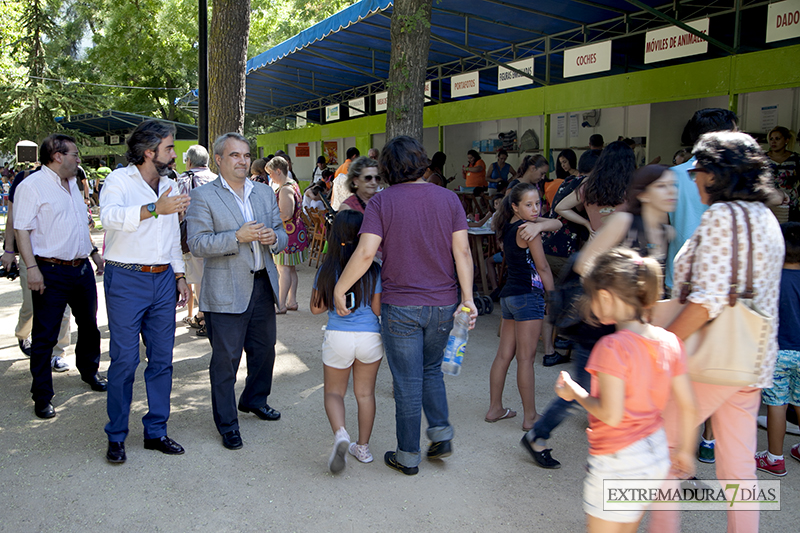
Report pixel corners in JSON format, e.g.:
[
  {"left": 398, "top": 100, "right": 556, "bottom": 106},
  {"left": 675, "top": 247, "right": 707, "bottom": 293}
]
[{"left": 243, "top": 0, "right": 794, "bottom": 121}]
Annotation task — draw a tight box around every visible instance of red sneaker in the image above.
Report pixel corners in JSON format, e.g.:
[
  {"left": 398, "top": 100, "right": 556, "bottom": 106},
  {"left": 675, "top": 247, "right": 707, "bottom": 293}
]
[
  {"left": 755, "top": 450, "right": 787, "bottom": 477},
  {"left": 791, "top": 443, "right": 800, "bottom": 464}
]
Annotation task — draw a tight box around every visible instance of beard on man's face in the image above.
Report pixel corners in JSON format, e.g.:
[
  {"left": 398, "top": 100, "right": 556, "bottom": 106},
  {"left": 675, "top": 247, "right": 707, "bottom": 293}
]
[{"left": 154, "top": 157, "right": 176, "bottom": 176}]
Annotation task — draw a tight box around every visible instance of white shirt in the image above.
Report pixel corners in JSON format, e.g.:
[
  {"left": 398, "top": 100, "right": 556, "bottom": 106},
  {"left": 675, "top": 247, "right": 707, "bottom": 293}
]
[
  {"left": 13, "top": 165, "right": 93, "bottom": 260},
  {"left": 331, "top": 174, "right": 352, "bottom": 210},
  {"left": 312, "top": 167, "right": 324, "bottom": 183},
  {"left": 220, "top": 177, "right": 265, "bottom": 270},
  {"left": 100, "top": 164, "right": 184, "bottom": 272}
]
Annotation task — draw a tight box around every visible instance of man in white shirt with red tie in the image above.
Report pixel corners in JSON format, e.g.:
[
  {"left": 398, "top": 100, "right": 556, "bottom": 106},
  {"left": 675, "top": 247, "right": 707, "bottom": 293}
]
[
  {"left": 99, "top": 120, "right": 191, "bottom": 464},
  {"left": 13, "top": 134, "right": 106, "bottom": 419}
]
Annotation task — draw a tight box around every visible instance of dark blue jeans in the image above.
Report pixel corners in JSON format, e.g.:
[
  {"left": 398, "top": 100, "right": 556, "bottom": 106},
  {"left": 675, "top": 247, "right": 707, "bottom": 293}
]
[
  {"left": 104, "top": 263, "right": 177, "bottom": 442},
  {"left": 30, "top": 260, "right": 100, "bottom": 405},
  {"left": 381, "top": 303, "right": 457, "bottom": 467},
  {"left": 532, "top": 342, "right": 593, "bottom": 441}
]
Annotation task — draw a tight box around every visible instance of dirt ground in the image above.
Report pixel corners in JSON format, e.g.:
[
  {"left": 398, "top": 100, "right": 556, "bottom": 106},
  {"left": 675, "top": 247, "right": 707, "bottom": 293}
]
[{"left": 0, "top": 243, "right": 798, "bottom": 532}]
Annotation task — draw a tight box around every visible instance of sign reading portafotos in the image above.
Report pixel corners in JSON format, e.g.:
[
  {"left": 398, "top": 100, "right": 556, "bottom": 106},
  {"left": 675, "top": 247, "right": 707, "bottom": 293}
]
[
  {"left": 766, "top": 0, "right": 800, "bottom": 43},
  {"left": 563, "top": 41, "right": 612, "bottom": 78},
  {"left": 450, "top": 71, "right": 480, "bottom": 98},
  {"left": 325, "top": 103, "right": 340, "bottom": 122},
  {"left": 497, "top": 58, "right": 534, "bottom": 90},
  {"left": 644, "top": 18, "right": 709, "bottom": 64}
]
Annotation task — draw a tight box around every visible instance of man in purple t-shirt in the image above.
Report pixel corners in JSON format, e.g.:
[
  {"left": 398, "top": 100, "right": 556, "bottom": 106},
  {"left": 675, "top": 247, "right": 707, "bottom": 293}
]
[{"left": 334, "top": 136, "right": 477, "bottom": 476}]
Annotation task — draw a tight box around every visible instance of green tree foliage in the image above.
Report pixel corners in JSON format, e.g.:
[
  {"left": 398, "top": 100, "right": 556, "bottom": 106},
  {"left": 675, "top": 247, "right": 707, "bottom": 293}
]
[
  {"left": 0, "top": 0, "right": 357, "bottom": 152},
  {"left": 249, "top": 0, "right": 355, "bottom": 58}
]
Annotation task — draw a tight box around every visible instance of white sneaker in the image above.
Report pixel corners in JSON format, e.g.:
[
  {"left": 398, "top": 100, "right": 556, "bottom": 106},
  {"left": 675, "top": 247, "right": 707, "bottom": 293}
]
[
  {"left": 757, "top": 415, "right": 800, "bottom": 436},
  {"left": 51, "top": 356, "right": 69, "bottom": 372},
  {"left": 349, "top": 442, "right": 374, "bottom": 463},
  {"left": 328, "top": 428, "right": 349, "bottom": 473}
]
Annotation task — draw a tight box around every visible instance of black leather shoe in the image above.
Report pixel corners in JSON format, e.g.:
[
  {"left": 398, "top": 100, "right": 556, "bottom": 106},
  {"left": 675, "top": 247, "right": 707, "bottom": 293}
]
[
  {"left": 34, "top": 402, "right": 56, "bottom": 419},
  {"left": 221, "top": 430, "right": 243, "bottom": 450},
  {"left": 83, "top": 374, "right": 108, "bottom": 392},
  {"left": 238, "top": 404, "right": 281, "bottom": 421},
  {"left": 143, "top": 435, "right": 185, "bottom": 455},
  {"left": 18, "top": 338, "right": 32, "bottom": 356},
  {"left": 542, "top": 351, "right": 571, "bottom": 367},
  {"left": 106, "top": 442, "right": 126, "bottom": 464}
]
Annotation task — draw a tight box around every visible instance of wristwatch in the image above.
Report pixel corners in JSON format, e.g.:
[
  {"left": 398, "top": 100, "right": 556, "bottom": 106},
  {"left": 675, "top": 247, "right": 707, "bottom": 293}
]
[{"left": 147, "top": 202, "right": 158, "bottom": 219}]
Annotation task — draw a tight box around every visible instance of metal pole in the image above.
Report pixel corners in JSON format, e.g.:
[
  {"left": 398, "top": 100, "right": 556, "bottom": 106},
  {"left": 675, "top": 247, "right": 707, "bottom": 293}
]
[{"left": 198, "top": 0, "right": 209, "bottom": 148}]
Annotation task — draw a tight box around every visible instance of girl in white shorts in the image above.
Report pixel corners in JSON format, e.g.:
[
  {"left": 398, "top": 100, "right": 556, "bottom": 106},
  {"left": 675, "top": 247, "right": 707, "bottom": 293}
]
[
  {"left": 311, "top": 210, "right": 383, "bottom": 474},
  {"left": 554, "top": 248, "right": 696, "bottom": 532}
]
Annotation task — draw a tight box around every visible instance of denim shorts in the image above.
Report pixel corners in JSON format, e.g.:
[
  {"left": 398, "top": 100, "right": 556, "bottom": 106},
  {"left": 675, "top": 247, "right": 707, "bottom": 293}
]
[
  {"left": 500, "top": 291, "right": 545, "bottom": 321},
  {"left": 762, "top": 349, "right": 800, "bottom": 406}
]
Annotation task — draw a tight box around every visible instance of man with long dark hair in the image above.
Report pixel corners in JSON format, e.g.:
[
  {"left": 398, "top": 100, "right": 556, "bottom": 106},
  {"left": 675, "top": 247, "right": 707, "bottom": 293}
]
[{"left": 99, "top": 120, "right": 191, "bottom": 464}]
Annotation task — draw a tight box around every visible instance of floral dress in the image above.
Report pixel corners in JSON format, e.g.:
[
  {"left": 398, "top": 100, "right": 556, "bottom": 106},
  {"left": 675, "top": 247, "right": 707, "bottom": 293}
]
[
  {"left": 274, "top": 180, "right": 308, "bottom": 266},
  {"left": 771, "top": 152, "right": 800, "bottom": 221}
]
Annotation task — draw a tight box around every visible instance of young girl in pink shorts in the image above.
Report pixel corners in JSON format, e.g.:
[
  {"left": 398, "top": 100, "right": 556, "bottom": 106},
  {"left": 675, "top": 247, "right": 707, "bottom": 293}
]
[{"left": 555, "top": 248, "right": 696, "bottom": 532}]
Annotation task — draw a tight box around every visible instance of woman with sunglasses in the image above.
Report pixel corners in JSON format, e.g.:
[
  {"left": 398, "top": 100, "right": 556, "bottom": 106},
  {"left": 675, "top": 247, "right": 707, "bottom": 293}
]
[{"left": 341, "top": 157, "right": 380, "bottom": 214}]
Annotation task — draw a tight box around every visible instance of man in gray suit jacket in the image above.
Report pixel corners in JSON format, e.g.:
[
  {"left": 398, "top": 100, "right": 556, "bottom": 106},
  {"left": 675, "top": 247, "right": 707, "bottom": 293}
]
[{"left": 185, "top": 132, "right": 287, "bottom": 450}]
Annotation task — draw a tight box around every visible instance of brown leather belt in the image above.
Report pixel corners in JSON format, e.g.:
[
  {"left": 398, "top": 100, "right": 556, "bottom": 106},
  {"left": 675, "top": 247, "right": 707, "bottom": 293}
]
[
  {"left": 36, "top": 256, "right": 87, "bottom": 267},
  {"left": 106, "top": 260, "right": 170, "bottom": 273}
]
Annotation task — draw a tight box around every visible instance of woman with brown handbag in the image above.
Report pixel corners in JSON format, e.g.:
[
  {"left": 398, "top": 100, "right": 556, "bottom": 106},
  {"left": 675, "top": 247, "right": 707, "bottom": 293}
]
[{"left": 650, "top": 131, "right": 784, "bottom": 533}]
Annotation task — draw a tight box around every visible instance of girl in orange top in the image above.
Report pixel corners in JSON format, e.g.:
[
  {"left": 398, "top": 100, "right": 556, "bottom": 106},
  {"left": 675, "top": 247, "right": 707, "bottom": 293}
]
[
  {"left": 462, "top": 149, "right": 486, "bottom": 188},
  {"left": 555, "top": 248, "right": 695, "bottom": 531}
]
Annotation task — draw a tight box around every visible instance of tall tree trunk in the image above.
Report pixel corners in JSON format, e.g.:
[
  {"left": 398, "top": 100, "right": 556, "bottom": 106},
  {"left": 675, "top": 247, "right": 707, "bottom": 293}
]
[
  {"left": 208, "top": 0, "right": 250, "bottom": 148},
  {"left": 385, "top": 0, "right": 431, "bottom": 142}
]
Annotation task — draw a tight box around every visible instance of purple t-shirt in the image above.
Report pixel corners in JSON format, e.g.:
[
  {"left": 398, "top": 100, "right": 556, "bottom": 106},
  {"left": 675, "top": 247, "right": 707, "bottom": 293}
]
[{"left": 360, "top": 182, "right": 468, "bottom": 306}]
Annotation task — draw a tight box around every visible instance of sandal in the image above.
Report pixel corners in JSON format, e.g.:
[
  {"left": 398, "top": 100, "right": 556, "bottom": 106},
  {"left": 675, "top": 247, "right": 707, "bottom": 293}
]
[
  {"left": 196, "top": 323, "right": 207, "bottom": 337},
  {"left": 183, "top": 315, "right": 203, "bottom": 329},
  {"left": 275, "top": 307, "right": 288, "bottom": 315},
  {"left": 485, "top": 408, "right": 517, "bottom": 423},
  {"left": 286, "top": 304, "right": 299, "bottom": 311}
]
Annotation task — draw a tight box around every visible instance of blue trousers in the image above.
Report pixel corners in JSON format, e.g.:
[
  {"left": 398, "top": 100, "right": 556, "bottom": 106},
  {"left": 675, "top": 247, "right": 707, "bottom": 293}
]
[
  {"left": 381, "top": 303, "right": 457, "bottom": 468},
  {"left": 104, "top": 263, "right": 176, "bottom": 442},
  {"left": 29, "top": 260, "right": 100, "bottom": 406},
  {"left": 532, "top": 342, "right": 593, "bottom": 441}
]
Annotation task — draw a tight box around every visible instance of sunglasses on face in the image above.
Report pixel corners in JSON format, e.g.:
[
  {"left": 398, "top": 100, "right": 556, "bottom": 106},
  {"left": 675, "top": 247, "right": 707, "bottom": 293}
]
[{"left": 361, "top": 174, "right": 379, "bottom": 182}]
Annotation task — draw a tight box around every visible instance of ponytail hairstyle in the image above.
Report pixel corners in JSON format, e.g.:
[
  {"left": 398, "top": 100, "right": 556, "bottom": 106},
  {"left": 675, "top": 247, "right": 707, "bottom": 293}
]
[
  {"left": 581, "top": 247, "right": 661, "bottom": 325},
  {"left": 516, "top": 154, "right": 548, "bottom": 180},
  {"left": 312, "top": 210, "right": 380, "bottom": 310},
  {"left": 492, "top": 182, "right": 539, "bottom": 238}
]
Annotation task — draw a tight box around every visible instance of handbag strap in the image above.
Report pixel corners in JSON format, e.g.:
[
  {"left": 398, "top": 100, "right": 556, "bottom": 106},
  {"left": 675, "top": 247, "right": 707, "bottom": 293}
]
[
  {"left": 679, "top": 202, "right": 750, "bottom": 307},
  {"left": 730, "top": 202, "right": 756, "bottom": 300}
]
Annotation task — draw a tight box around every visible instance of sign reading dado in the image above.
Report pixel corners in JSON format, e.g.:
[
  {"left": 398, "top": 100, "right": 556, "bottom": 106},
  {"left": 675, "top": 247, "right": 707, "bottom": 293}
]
[
  {"left": 644, "top": 18, "right": 709, "bottom": 64},
  {"left": 767, "top": 0, "right": 800, "bottom": 42}
]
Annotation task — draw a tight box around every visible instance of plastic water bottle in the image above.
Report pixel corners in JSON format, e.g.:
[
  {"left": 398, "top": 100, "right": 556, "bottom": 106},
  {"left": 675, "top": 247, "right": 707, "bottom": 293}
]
[{"left": 442, "top": 307, "right": 470, "bottom": 376}]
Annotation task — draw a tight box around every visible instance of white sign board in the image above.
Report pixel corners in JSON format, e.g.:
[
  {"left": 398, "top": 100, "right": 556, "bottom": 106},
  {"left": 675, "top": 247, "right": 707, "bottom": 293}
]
[
  {"left": 375, "top": 91, "right": 388, "bottom": 112},
  {"left": 766, "top": 0, "right": 800, "bottom": 42},
  {"left": 497, "top": 58, "right": 534, "bottom": 90},
  {"left": 761, "top": 105, "right": 780, "bottom": 132},
  {"left": 296, "top": 111, "right": 307, "bottom": 128},
  {"left": 325, "top": 104, "right": 340, "bottom": 122},
  {"left": 563, "top": 41, "right": 612, "bottom": 78},
  {"left": 94, "top": 136, "right": 105, "bottom": 144},
  {"left": 644, "top": 18, "right": 709, "bottom": 64},
  {"left": 109, "top": 135, "right": 120, "bottom": 145},
  {"left": 348, "top": 98, "right": 365, "bottom": 117},
  {"left": 424, "top": 81, "right": 432, "bottom": 98},
  {"left": 555, "top": 114, "right": 566, "bottom": 139},
  {"left": 450, "top": 71, "right": 479, "bottom": 98}
]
